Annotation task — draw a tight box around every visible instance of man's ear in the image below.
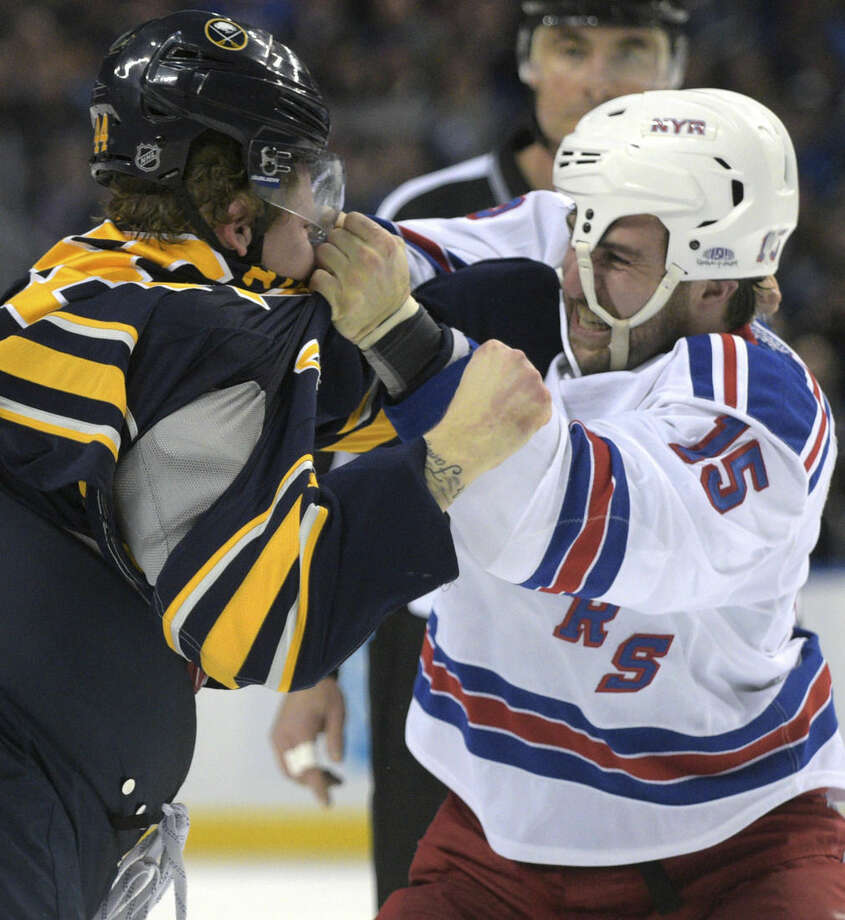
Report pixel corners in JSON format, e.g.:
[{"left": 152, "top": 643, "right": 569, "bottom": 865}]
[
  {"left": 688, "top": 278, "right": 740, "bottom": 334},
  {"left": 702, "top": 278, "right": 739, "bottom": 309},
  {"left": 214, "top": 198, "right": 253, "bottom": 257}
]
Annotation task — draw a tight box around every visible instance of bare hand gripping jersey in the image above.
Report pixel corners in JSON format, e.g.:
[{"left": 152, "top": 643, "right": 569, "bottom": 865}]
[{"left": 382, "top": 190, "right": 845, "bottom": 866}]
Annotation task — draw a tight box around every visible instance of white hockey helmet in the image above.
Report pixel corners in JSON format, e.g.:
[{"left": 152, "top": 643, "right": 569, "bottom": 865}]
[{"left": 553, "top": 88, "right": 799, "bottom": 368}]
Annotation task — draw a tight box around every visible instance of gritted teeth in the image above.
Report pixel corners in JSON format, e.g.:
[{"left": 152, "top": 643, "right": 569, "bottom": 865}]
[{"left": 576, "top": 301, "right": 610, "bottom": 330}]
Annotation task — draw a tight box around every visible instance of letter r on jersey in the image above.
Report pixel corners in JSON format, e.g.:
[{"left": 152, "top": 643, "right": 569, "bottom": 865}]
[{"left": 554, "top": 599, "right": 620, "bottom": 648}]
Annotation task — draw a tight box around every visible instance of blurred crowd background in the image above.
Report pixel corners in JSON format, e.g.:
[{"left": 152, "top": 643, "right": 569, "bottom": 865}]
[{"left": 0, "top": 0, "right": 842, "bottom": 563}]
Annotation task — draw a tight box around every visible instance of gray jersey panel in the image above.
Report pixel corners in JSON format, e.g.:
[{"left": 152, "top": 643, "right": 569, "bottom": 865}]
[{"left": 113, "top": 382, "right": 266, "bottom": 584}]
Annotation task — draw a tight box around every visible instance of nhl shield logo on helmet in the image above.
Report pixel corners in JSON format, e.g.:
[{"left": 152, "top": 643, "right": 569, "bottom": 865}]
[
  {"left": 134, "top": 143, "right": 161, "bottom": 173},
  {"left": 204, "top": 17, "right": 248, "bottom": 50}
]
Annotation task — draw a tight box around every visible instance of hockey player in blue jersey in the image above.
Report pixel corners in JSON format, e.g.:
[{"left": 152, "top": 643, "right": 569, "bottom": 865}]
[
  {"left": 0, "top": 11, "right": 550, "bottom": 918},
  {"left": 313, "top": 89, "right": 845, "bottom": 917}
]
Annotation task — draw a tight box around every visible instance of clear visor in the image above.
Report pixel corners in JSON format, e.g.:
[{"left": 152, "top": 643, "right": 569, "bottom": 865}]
[{"left": 248, "top": 143, "right": 346, "bottom": 244}]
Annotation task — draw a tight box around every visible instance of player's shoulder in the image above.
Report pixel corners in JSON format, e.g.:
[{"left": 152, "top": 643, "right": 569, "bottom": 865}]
[
  {"left": 376, "top": 153, "right": 497, "bottom": 220},
  {"left": 679, "top": 325, "right": 832, "bottom": 481}
]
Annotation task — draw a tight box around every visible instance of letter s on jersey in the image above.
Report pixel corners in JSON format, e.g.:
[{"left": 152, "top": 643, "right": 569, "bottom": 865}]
[{"left": 596, "top": 634, "right": 674, "bottom": 693}]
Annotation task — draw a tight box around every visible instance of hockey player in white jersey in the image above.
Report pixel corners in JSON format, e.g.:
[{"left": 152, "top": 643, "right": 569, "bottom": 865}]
[
  {"left": 312, "top": 88, "right": 845, "bottom": 917},
  {"left": 275, "top": 2, "right": 693, "bottom": 907}
]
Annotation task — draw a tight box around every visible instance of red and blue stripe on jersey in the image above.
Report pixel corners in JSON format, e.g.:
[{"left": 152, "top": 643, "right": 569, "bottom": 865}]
[
  {"left": 415, "top": 614, "right": 838, "bottom": 805},
  {"left": 520, "top": 422, "right": 630, "bottom": 598},
  {"left": 686, "top": 331, "right": 832, "bottom": 493},
  {"left": 372, "top": 217, "right": 467, "bottom": 275}
]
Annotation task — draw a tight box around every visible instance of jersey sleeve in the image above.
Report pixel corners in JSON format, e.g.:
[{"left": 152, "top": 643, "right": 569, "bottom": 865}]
[
  {"left": 400, "top": 333, "right": 836, "bottom": 613},
  {"left": 151, "top": 435, "right": 457, "bottom": 692},
  {"left": 372, "top": 189, "right": 573, "bottom": 289},
  {"left": 412, "top": 257, "right": 564, "bottom": 377}
]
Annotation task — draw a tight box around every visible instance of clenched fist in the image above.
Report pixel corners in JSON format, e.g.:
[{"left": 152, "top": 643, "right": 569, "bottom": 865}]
[{"left": 423, "top": 340, "right": 552, "bottom": 510}]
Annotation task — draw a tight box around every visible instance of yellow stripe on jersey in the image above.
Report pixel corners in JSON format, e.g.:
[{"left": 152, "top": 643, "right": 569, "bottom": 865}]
[
  {"left": 161, "top": 455, "right": 314, "bottom": 656},
  {"left": 0, "top": 338, "right": 127, "bottom": 413},
  {"left": 323, "top": 409, "right": 397, "bottom": 453},
  {"left": 227, "top": 285, "right": 271, "bottom": 308},
  {"left": 278, "top": 500, "right": 329, "bottom": 692},
  {"left": 32, "top": 236, "right": 109, "bottom": 271},
  {"left": 82, "top": 221, "right": 126, "bottom": 242},
  {"left": 123, "top": 235, "right": 230, "bottom": 282},
  {"left": 10, "top": 224, "right": 282, "bottom": 332},
  {"left": 0, "top": 403, "right": 120, "bottom": 459},
  {"left": 334, "top": 386, "right": 373, "bottom": 436},
  {"left": 199, "top": 495, "right": 304, "bottom": 689},
  {"left": 9, "top": 261, "right": 151, "bottom": 325}
]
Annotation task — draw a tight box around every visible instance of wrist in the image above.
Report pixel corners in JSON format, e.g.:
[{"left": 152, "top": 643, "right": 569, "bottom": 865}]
[
  {"left": 357, "top": 295, "right": 419, "bottom": 349},
  {"left": 422, "top": 427, "right": 474, "bottom": 511},
  {"left": 361, "top": 299, "right": 446, "bottom": 398}
]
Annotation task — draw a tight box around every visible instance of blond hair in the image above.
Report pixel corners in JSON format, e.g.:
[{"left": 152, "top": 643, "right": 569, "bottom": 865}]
[{"left": 104, "top": 132, "right": 265, "bottom": 241}]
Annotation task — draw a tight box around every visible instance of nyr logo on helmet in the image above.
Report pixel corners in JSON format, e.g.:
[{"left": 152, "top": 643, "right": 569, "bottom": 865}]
[
  {"left": 697, "top": 246, "right": 738, "bottom": 268},
  {"left": 204, "top": 17, "right": 248, "bottom": 51},
  {"left": 135, "top": 142, "right": 161, "bottom": 173},
  {"left": 648, "top": 117, "right": 707, "bottom": 136}
]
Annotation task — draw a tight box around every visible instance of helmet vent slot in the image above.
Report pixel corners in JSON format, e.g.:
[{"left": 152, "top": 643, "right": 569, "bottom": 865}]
[
  {"left": 714, "top": 157, "right": 732, "bottom": 169},
  {"left": 164, "top": 45, "right": 203, "bottom": 62},
  {"left": 731, "top": 180, "right": 744, "bottom": 206}
]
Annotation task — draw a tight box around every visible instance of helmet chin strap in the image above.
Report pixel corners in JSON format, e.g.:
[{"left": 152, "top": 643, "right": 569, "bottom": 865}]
[
  {"left": 574, "top": 241, "right": 686, "bottom": 370},
  {"left": 175, "top": 186, "right": 271, "bottom": 267}
]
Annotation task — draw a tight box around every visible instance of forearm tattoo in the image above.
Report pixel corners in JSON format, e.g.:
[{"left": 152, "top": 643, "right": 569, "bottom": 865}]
[{"left": 424, "top": 444, "right": 465, "bottom": 510}]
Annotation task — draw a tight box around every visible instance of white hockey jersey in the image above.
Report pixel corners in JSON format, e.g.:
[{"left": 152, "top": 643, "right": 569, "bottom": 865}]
[{"left": 379, "top": 190, "right": 845, "bottom": 866}]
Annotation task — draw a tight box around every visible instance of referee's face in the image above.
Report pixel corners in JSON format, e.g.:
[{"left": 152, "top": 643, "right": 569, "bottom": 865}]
[{"left": 526, "top": 24, "right": 673, "bottom": 148}]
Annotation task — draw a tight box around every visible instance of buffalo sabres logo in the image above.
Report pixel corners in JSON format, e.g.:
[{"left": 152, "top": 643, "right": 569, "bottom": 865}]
[
  {"left": 204, "top": 17, "right": 248, "bottom": 51},
  {"left": 134, "top": 142, "right": 161, "bottom": 172},
  {"left": 294, "top": 339, "right": 321, "bottom": 379}
]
